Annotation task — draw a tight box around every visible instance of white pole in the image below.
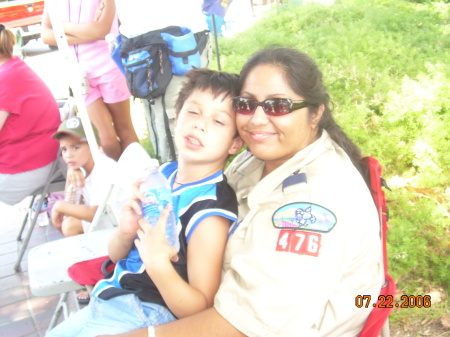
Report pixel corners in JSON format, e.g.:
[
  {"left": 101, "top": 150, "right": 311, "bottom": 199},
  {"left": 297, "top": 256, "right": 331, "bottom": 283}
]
[{"left": 47, "top": 0, "right": 100, "bottom": 163}]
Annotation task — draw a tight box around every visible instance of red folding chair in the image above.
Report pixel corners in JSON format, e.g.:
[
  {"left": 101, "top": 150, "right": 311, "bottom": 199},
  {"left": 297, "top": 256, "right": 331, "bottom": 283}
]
[{"left": 359, "top": 157, "right": 396, "bottom": 337}]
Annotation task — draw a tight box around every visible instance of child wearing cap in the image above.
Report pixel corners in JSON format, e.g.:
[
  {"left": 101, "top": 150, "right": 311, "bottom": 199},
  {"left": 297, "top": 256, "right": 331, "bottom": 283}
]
[{"left": 51, "top": 116, "right": 117, "bottom": 236}]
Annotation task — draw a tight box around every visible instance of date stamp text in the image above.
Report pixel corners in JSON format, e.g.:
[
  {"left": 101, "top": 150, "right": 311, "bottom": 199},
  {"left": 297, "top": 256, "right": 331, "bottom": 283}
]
[{"left": 355, "top": 295, "right": 431, "bottom": 308}]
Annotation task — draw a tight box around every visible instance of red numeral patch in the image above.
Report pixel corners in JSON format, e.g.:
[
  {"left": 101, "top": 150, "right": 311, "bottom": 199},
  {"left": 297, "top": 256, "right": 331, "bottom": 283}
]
[{"left": 276, "top": 230, "right": 321, "bottom": 257}]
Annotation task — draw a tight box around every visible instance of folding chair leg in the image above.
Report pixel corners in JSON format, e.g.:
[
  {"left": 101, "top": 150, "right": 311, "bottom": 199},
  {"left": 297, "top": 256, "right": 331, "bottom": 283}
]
[
  {"left": 47, "top": 292, "right": 68, "bottom": 331},
  {"left": 46, "top": 291, "right": 80, "bottom": 332},
  {"left": 14, "top": 194, "right": 46, "bottom": 272},
  {"left": 16, "top": 195, "right": 36, "bottom": 241}
]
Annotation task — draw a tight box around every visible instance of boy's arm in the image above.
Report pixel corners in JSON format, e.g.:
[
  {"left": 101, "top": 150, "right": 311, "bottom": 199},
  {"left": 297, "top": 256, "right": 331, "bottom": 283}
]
[
  {"left": 108, "top": 199, "right": 143, "bottom": 263},
  {"left": 51, "top": 202, "right": 97, "bottom": 228},
  {"left": 136, "top": 208, "right": 230, "bottom": 318}
]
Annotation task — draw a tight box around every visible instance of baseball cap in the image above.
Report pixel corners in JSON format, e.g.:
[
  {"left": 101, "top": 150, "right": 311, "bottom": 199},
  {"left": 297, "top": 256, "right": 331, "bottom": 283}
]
[{"left": 52, "top": 116, "right": 99, "bottom": 143}]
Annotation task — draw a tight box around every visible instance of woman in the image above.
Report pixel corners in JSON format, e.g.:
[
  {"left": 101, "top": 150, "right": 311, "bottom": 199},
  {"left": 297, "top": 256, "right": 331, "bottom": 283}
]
[
  {"left": 0, "top": 24, "right": 61, "bottom": 205},
  {"left": 100, "top": 47, "right": 384, "bottom": 337},
  {"left": 41, "top": 0, "right": 139, "bottom": 161}
]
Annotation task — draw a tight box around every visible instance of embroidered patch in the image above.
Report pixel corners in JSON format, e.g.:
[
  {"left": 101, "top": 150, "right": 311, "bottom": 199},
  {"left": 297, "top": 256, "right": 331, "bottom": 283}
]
[
  {"left": 66, "top": 117, "right": 81, "bottom": 129},
  {"left": 276, "top": 230, "right": 322, "bottom": 257},
  {"left": 272, "top": 202, "right": 336, "bottom": 233}
]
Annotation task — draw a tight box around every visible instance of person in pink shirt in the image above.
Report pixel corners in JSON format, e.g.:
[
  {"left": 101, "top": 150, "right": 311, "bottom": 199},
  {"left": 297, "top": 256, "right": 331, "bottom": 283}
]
[
  {"left": 0, "top": 24, "right": 62, "bottom": 205},
  {"left": 41, "top": 0, "right": 139, "bottom": 161}
]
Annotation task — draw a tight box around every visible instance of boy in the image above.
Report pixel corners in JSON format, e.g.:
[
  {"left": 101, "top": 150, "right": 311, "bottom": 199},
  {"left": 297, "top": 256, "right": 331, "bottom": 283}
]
[
  {"left": 51, "top": 116, "right": 117, "bottom": 236},
  {"left": 46, "top": 68, "right": 243, "bottom": 336}
]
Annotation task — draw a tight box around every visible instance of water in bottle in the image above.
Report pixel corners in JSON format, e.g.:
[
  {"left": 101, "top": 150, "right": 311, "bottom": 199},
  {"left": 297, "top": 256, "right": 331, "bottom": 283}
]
[
  {"left": 65, "top": 183, "right": 82, "bottom": 204},
  {"left": 140, "top": 159, "right": 180, "bottom": 252},
  {"left": 63, "top": 183, "right": 82, "bottom": 221}
]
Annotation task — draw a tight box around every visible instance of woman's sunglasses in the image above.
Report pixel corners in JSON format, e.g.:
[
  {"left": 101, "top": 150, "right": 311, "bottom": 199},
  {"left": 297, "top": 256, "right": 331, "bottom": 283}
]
[{"left": 232, "top": 96, "right": 315, "bottom": 116}]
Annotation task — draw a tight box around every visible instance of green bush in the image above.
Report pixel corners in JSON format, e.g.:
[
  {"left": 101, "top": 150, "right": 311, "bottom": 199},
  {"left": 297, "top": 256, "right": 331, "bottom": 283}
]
[{"left": 388, "top": 190, "right": 450, "bottom": 291}]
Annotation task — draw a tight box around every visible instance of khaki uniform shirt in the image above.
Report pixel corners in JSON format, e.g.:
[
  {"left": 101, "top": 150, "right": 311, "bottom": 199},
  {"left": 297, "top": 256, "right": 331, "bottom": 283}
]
[{"left": 216, "top": 131, "right": 384, "bottom": 337}]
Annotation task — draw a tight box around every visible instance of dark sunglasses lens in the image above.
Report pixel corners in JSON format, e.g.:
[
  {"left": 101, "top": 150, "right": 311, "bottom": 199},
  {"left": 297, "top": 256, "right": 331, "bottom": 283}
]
[
  {"left": 234, "top": 97, "right": 302, "bottom": 116},
  {"left": 233, "top": 97, "right": 255, "bottom": 115},
  {"left": 263, "top": 99, "right": 291, "bottom": 116}
]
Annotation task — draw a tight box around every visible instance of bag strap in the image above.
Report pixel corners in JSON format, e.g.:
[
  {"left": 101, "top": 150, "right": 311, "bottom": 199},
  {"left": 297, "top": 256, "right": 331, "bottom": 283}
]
[
  {"left": 194, "top": 30, "right": 210, "bottom": 55},
  {"left": 162, "top": 94, "right": 177, "bottom": 161},
  {"left": 120, "top": 26, "right": 184, "bottom": 57},
  {"left": 168, "top": 49, "right": 199, "bottom": 59}
]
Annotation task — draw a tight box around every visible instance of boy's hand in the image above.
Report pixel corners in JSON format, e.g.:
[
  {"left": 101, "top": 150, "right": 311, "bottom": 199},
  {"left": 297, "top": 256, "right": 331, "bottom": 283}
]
[
  {"left": 113, "top": 178, "right": 149, "bottom": 251},
  {"left": 119, "top": 198, "right": 143, "bottom": 237},
  {"left": 51, "top": 201, "right": 64, "bottom": 229},
  {"left": 67, "top": 167, "right": 86, "bottom": 188},
  {"left": 131, "top": 177, "right": 149, "bottom": 203},
  {"left": 135, "top": 204, "right": 179, "bottom": 275},
  {"left": 118, "top": 178, "right": 148, "bottom": 236}
]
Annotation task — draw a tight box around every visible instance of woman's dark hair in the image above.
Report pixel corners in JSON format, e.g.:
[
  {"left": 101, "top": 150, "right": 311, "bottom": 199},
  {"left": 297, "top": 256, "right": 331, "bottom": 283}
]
[
  {"left": 175, "top": 68, "right": 239, "bottom": 118},
  {"left": 0, "top": 24, "right": 16, "bottom": 59},
  {"left": 239, "top": 46, "right": 366, "bottom": 176}
]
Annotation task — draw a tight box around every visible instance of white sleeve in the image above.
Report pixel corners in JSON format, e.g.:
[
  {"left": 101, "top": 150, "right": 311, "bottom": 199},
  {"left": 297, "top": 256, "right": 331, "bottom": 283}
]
[{"left": 88, "top": 155, "right": 116, "bottom": 206}]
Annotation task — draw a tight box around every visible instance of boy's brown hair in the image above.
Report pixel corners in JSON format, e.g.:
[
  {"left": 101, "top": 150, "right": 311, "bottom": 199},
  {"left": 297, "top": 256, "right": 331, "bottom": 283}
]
[{"left": 174, "top": 68, "right": 239, "bottom": 119}]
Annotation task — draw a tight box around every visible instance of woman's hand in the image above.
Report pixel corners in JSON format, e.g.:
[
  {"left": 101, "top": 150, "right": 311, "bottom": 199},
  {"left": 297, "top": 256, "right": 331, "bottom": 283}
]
[{"left": 135, "top": 204, "right": 179, "bottom": 275}]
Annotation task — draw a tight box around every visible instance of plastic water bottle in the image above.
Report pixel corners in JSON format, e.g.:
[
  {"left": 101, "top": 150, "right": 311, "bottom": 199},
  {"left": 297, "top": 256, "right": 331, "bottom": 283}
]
[
  {"left": 65, "top": 183, "right": 82, "bottom": 204},
  {"left": 63, "top": 183, "right": 82, "bottom": 221},
  {"left": 140, "top": 159, "right": 180, "bottom": 252},
  {"left": 37, "top": 211, "right": 49, "bottom": 227}
]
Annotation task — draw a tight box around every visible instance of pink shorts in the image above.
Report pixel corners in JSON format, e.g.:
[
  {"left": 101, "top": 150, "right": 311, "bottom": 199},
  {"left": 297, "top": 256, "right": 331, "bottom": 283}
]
[{"left": 84, "top": 67, "right": 131, "bottom": 106}]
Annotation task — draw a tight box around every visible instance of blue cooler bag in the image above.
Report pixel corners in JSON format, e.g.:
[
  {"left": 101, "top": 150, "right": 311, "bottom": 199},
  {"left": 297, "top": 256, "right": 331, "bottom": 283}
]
[
  {"left": 161, "top": 27, "right": 201, "bottom": 76},
  {"left": 120, "top": 28, "right": 175, "bottom": 100}
]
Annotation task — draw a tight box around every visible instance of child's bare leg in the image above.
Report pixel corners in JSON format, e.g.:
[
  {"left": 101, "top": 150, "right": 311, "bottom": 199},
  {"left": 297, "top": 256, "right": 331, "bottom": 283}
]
[
  {"left": 86, "top": 98, "right": 122, "bottom": 161},
  {"left": 61, "top": 216, "right": 84, "bottom": 237},
  {"left": 107, "top": 99, "right": 139, "bottom": 152}
]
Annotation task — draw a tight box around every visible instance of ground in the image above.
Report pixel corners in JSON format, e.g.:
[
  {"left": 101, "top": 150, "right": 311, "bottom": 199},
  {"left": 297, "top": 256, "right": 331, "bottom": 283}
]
[
  {"left": 389, "top": 286, "right": 449, "bottom": 337},
  {"left": 390, "top": 318, "right": 450, "bottom": 337}
]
